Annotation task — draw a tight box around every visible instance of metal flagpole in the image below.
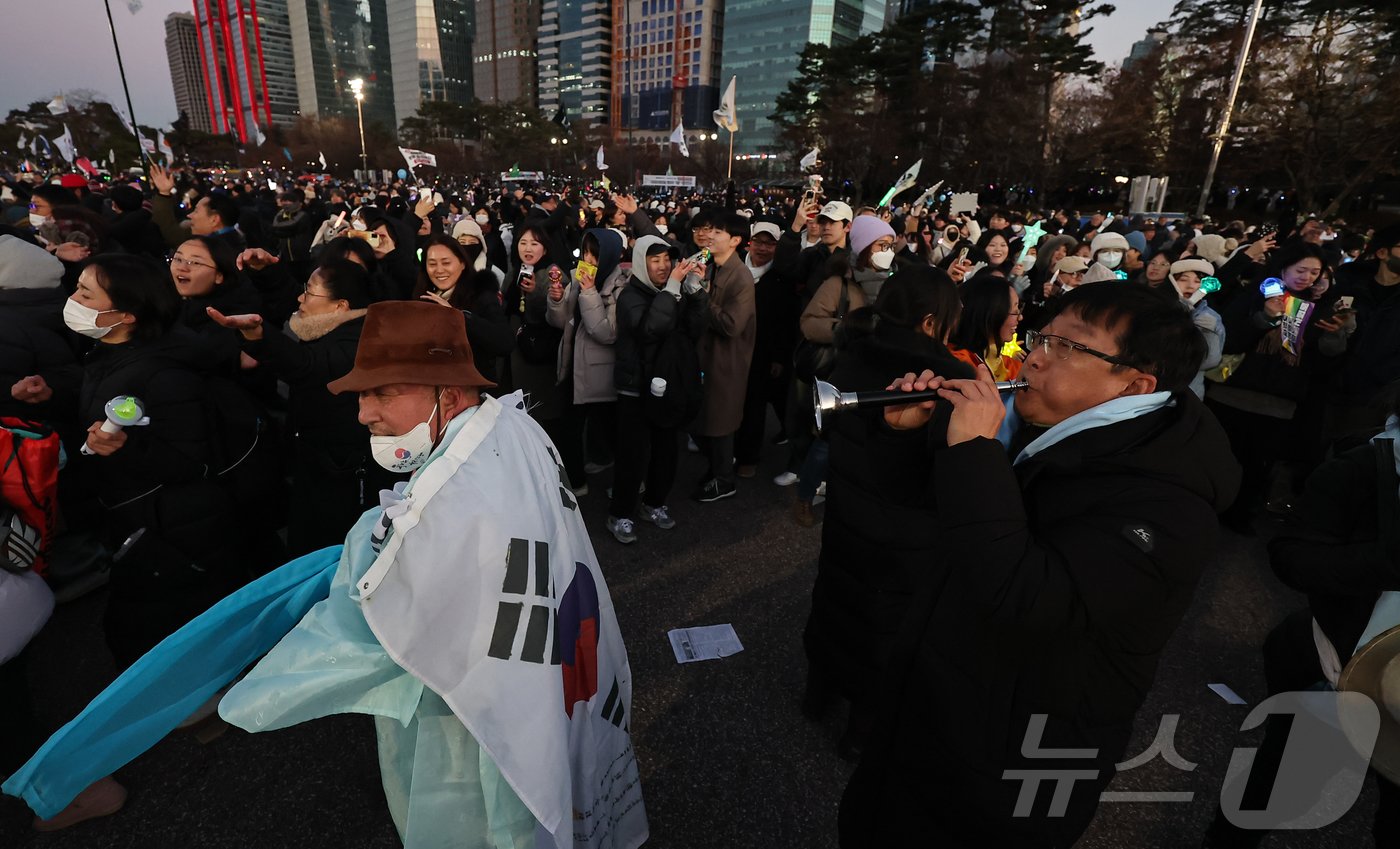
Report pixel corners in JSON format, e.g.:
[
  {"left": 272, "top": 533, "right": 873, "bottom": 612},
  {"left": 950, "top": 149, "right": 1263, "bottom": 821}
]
[
  {"left": 103, "top": 0, "right": 147, "bottom": 162},
  {"left": 1195, "top": 0, "right": 1265, "bottom": 217}
]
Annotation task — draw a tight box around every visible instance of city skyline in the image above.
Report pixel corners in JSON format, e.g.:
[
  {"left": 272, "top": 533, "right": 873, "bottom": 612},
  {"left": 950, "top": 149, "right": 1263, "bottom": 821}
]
[{"left": 1, "top": 0, "right": 1163, "bottom": 133}]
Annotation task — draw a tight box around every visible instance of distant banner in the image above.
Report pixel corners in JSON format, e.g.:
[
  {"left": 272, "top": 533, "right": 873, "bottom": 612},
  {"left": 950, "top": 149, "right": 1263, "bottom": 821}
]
[
  {"left": 642, "top": 174, "right": 697, "bottom": 188},
  {"left": 398, "top": 147, "right": 437, "bottom": 169},
  {"left": 500, "top": 171, "right": 545, "bottom": 182}
]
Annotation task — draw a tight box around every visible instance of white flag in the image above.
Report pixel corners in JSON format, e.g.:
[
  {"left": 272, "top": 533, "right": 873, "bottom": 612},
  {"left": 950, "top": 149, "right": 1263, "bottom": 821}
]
[
  {"left": 912, "top": 179, "right": 945, "bottom": 208},
  {"left": 253, "top": 124, "right": 267, "bottom": 147},
  {"left": 595, "top": 145, "right": 608, "bottom": 171},
  {"left": 669, "top": 122, "right": 689, "bottom": 158},
  {"left": 318, "top": 151, "right": 328, "bottom": 170},
  {"left": 878, "top": 158, "right": 922, "bottom": 207},
  {"left": 398, "top": 147, "right": 437, "bottom": 169},
  {"left": 799, "top": 148, "right": 819, "bottom": 170},
  {"left": 712, "top": 76, "right": 739, "bottom": 132},
  {"left": 53, "top": 125, "right": 77, "bottom": 162},
  {"left": 46, "top": 95, "right": 68, "bottom": 116},
  {"left": 157, "top": 131, "right": 174, "bottom": 162},
  {"left": 16, "top": 132, "right": 26, "bottom": 150},
  {"left": 109, "top": 148, "right": 116, "bottom": 165},
  {"left": 126, "top": 0, "right": 143, "bottom": 11}
]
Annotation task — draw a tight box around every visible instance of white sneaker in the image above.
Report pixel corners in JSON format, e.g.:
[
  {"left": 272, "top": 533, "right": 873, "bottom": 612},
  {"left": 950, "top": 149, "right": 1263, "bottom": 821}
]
[
  {"left": 773, "top": 471, "right": 799, "bottom": 487},
  {"left": 606, "top": 516, "right": 637, "bottom": 544},
  {"left": 813, "top": 481, "right": 827, "bottom": 505},
  {"left": 641, "top": 505, "right": 676, "bottom": 530}
]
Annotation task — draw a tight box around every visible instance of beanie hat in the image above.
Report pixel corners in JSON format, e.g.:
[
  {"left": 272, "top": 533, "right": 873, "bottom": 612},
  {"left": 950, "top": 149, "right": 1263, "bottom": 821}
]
[
  {"left": 110, "top": 185, "right": 145, "bottom": 214},
  {"left": 1192, "top": 234, "right": 1238, "bottom": 267},
  {"left": 1089, "top": 231, "right": 1129, "bottom": 254},
  {"left": 1170, "top": 258, "right": 1215, "bottom": 278},
  {"left": 1124, "top": 230, "right": 1147, "bottom": 256},
  {"left": 449, "top": 218, "right": 490, "bottom": 271},
  {"left": 0, "top": 235, "right": 65, "bottom": 290},
  {"left": 849, "top": 216, "right": 895, "bottom": 258}
]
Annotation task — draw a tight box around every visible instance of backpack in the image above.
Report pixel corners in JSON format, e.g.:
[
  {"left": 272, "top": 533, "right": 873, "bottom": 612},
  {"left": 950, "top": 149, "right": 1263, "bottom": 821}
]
[
  {"left": 0, "top": 419, "right": 60, "bottom": 575},
  {"left": 643, "top": 326, "right": 703, "bottom": 429}
]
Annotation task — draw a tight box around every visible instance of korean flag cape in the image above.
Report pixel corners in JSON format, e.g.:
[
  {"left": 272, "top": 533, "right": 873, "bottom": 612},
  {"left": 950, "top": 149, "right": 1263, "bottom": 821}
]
[
  {"left": 351, "top": 392, "right": 646, "bottom": 849},
  {"left": 4, "top": 393, "right": 646, "bottom": 849},
  {"left": 2, "top": 545, "right": 343, "bottom": 817}
]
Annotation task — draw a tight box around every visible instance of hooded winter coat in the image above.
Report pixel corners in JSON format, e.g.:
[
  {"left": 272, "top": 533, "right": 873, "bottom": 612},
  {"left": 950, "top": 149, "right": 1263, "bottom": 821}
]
[
  {"left": 0, "top": 237, "right": 81, "bottom": 423},
  {"left": 612, "top": 235, "right": 708, "bottom": 397},
  {"left": 841, "top": 391, "right": 1241, "bottom": 848},
  {"left": 547, "top": 228, "right": 625, "bottom": 403}
]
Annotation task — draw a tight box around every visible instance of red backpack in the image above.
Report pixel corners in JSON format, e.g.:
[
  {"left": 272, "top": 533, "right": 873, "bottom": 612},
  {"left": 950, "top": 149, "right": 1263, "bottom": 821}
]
[{"left": 0, "top": 418, "right": 60, "bottom": 576}]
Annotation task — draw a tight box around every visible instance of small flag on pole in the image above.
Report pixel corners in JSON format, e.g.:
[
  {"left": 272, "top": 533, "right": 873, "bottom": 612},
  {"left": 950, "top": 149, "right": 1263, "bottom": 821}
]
[
  {"left": 713, "top": 76, "right": 739, "bottom": 132},
  {"left": 878, "top": 158, "right": 922, "bottom": 208},
  {"left": 126, "top": 0, "right": 143, "bottom": 12},
  {"left": 46, "top": 95, "right": 68, "bottom": 116},
  {"left": 398, "top": 147, "right": 437, "bottom": 170},
  {"left": 53, "top": 125, "right": 77, "bottom": 162},
  {"left": 253, "top": 124, "right": 267, "bottom": 147},
  {"left": 75, "top": 158, "right": 99, "bottom": 178},
  {"left": 595, "top": 145, "right": 608, "bottom": 171},
  {"left": 157, "top": 131, "right": 174, "bottom": 163},
  {"left": 16, "top": 132, "right": 27, "bottom": 150},
  {"left": 669, "top": 121, "right": 689, "bottom": 158},
  {"left": 911, "top": 180, "right": 945, "bottom": 208},
  {"left": 282, "top": 147, "right": 293, "bottom": 162},
  {"left": 318, "top": 151, "right": 328, "bottom": 170},
  {"left": 799, "top": 148, "right": 819, "bottom": 171}
]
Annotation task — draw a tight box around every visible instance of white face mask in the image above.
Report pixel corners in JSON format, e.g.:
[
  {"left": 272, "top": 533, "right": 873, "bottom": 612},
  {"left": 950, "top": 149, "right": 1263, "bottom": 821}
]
[
  {"left": 870, "top": 249, "right": 895, "bottom": 271},
  {"left": 657, "top": 225, "right": 669, "bottom": 235},
  {"left": 369, "top": 400, "right": 442, "bottom": 473},
  {"left": 63, "top": 299, "right": 120, "bottom": 339},
  {"left": 29, "top": 212, "right": 47, "bottom": 229},
  {"left": 475, "top": 213, "right": 489, "bottom": 225},
  {"left": 1098, "top": 250, "right": 1123, "bottom": 269}
]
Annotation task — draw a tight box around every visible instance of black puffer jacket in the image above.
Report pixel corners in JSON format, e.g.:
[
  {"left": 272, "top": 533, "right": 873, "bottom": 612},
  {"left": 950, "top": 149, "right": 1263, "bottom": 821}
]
[
  {"left": 843, "top": 392, "right": 1241, "bottom": 847},
  {"left": 0, "top": 286, "right": 82, "bottom": 424},
  {"left": 179, "top": 277, "right": 265, "bottom": 372},
  {"left": 612, "top": 271, "right": 707, "bottom": 397},
  {"left": 78, "top": 328, "right": 238, "bottom": 568},
  {"left": 804, "top": 319, "right": 975, "bottom": 699}
]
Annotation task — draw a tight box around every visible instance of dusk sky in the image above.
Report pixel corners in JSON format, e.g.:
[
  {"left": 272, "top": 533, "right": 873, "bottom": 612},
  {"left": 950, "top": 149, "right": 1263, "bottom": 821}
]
[{"left": 1, "top": 0, "right": 1168, "bottom": 129}]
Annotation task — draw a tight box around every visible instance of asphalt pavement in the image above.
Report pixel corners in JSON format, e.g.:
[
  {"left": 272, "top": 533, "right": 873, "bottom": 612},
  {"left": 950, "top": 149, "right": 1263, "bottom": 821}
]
[{"left": 0, "top": 422, "right": 1381, "bottom": 849}]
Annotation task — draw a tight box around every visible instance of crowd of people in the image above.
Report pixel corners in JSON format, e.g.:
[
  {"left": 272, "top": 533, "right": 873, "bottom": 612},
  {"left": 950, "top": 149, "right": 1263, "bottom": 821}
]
[{"left": 2, "top": 162, "right": 1398, "bottom": 848}]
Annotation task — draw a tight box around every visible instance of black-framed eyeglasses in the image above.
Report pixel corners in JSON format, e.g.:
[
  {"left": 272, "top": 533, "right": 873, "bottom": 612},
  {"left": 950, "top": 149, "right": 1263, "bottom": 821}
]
[{"left": 1023, "top": 329, "right": 1133, "bottom": 368}]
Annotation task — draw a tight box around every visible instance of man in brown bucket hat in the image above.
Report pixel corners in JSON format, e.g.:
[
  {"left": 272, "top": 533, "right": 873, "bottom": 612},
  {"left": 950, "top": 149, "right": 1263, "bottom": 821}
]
[{"left": 7, "top": 301, "right": 647, "bottom": 846}]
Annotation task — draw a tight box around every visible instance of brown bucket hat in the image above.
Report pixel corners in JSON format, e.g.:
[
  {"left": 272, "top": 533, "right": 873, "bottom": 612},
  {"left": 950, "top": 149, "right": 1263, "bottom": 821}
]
[{"left": 327, "top": 300, "right": 495, "bottom": 395}]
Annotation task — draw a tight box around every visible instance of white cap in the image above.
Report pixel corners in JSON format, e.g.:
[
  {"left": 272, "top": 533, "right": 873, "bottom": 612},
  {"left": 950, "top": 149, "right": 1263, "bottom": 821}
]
[
  {"left": 817, "top": 201, "right": 853, "bottom": 223},
  {"left": 589, "top": 199, "right": 605, "bottom": 209},
  {"left": 750, "top": 222, "right": 781, "bottom": 241}
]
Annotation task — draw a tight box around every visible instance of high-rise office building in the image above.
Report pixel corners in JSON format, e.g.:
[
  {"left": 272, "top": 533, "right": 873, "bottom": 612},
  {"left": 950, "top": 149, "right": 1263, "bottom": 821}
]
[
  {"left": 721, "top": 0, "right": 883, "bottom": 154},
  {"left": 538, "top": 0, "right": 611, "bottom": 126},
  {"left": 473, "top": 0, "right": 539, "bottom": 105},
  {"left": 165, "top": 12, "right": 213, "bottom": 133},
  {"left": 614, "top": 0, "right": 723, "bottom": 134},
  {"left": 386, "top": 0, "right": 475, "bottom": 126},
  {"left": 254, "top": 0, "right": 301, "bottom": 128},
  {"left": 192, "top": 0, "right": 300, "bottom": 143},
  {"left": 285, "top": 0, "right": 397, "bottom": 130},
  {"left": 1122, "top": 26, "right": 1168, "bottom": 72}
]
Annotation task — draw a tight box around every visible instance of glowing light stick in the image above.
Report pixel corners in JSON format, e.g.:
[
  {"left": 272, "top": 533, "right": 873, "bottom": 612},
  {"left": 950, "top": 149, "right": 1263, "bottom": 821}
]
[
  {"left": 1188, "top": 276, "right": 1222, "bottom": 306},
  {"left": 80, "top": 395, "right": 150, "bottom": 456}
]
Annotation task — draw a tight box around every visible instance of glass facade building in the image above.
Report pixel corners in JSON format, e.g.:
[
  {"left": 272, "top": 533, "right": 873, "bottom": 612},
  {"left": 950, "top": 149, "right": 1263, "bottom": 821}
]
[
  {"left": 165, "top": 12, "right": 214, "bottom": 133},
  {"left": 617, "top": 0, "right": 723, "bottom": 133},
  {"left": 191, "top": 0, "right": 300, "bottom": 143},
  {"left": 538, "top": 0, "right": 611, "bottom": 126},
  {"left": 285, "top": 0, "right": 397, "bottom": 130},
  {"left": 387, "top": 0, "right": 475, "bottom": 127},
  {"left": 720, "top": 0, "right": 883, "bottom": 154},
  {"left": 473, "top": 0, "right": 539, "bottom": 105}
]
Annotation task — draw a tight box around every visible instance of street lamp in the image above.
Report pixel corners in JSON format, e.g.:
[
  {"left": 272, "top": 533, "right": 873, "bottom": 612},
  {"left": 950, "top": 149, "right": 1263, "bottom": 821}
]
[{"left": 348, "top": 77, "right": 367, "bottom": 175}]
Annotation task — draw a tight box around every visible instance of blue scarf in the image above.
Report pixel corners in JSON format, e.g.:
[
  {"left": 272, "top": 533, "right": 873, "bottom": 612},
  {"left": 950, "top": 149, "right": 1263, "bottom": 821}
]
[{"left": 997, "top": 391, "right": 1176, "bottom": 466}]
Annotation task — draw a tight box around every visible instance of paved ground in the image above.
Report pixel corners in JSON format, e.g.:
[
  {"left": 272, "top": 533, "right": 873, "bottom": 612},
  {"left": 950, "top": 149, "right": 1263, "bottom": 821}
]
[{"left": 0, "top": 425, "right": 1382, "bottom": 848}]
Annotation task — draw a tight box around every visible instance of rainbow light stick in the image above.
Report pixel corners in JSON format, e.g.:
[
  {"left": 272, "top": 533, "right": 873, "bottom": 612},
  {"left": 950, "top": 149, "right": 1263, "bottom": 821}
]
[{"left": 80, "top": 395, "right": 150, "bottom": 456}]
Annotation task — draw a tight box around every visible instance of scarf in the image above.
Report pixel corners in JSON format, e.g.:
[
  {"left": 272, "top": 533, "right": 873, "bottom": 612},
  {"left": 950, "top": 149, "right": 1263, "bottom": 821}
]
[
  {"left": 745, "top": 256, "right": 773, "bottom": 284},
  {"left": 287, "top": 308, "right": 367, "bottom": 342},
  {"left": 997, "top": 391, "right": 1175, "bottom": 467}
]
